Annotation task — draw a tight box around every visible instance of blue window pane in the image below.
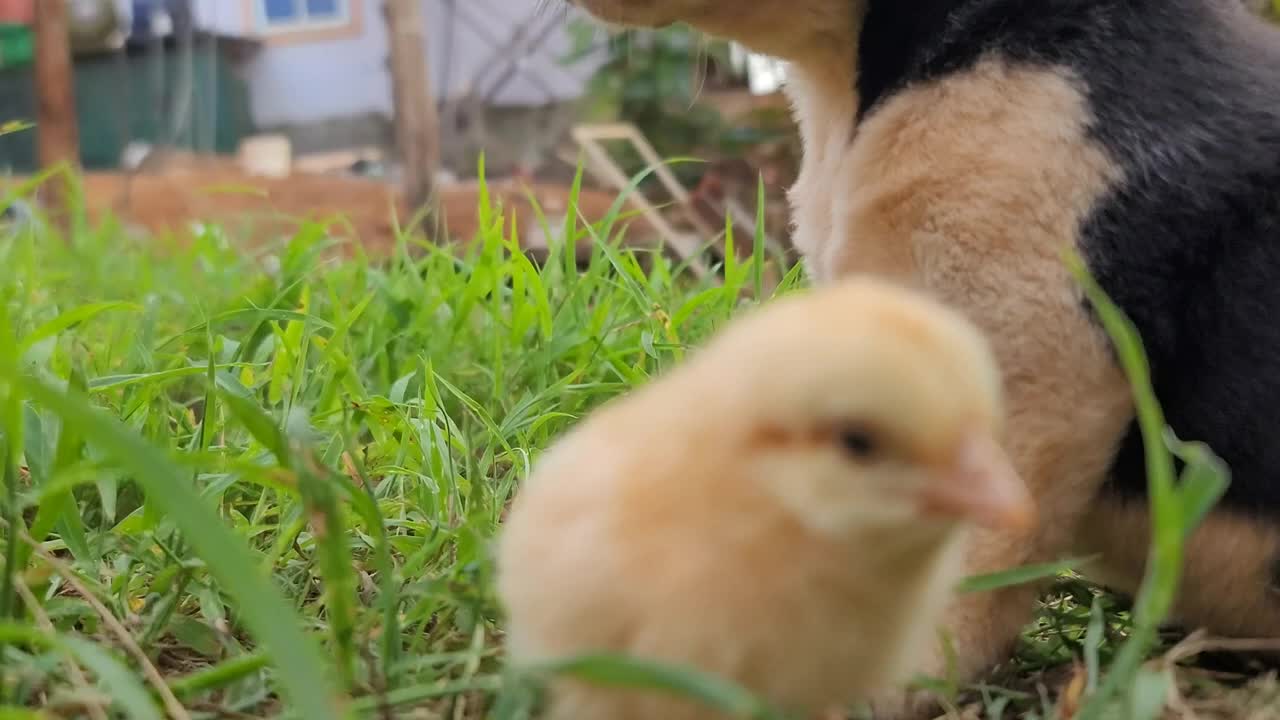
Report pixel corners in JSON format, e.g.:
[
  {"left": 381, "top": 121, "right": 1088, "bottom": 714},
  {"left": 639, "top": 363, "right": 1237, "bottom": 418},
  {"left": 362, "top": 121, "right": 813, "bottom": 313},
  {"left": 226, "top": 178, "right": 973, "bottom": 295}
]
[
  {"left": 305, "top": 0, "right": 340, "bottom": 17},
  {"left": 264, "top": 0, "right": 298, "bottom": 22}
]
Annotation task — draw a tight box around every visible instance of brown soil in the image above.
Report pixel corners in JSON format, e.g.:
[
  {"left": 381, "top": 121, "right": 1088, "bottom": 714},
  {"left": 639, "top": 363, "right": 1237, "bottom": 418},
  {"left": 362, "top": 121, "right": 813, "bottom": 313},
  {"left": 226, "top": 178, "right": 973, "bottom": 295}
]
[{"left": 3, "top": 161, "right": 661, "bottom": 260}]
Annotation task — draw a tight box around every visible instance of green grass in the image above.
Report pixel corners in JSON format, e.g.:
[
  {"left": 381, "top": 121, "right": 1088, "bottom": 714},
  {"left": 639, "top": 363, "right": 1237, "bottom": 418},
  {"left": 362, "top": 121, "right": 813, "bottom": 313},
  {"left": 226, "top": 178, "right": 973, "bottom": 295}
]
[{"left": 0, "top": 162, "right": 1270, "bottom": 719}]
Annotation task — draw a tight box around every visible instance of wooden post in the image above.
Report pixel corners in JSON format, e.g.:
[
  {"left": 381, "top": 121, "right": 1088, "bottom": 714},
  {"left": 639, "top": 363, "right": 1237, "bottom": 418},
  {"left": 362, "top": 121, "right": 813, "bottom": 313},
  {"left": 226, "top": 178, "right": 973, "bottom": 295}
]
[
  {"left": 33, "top": 0, "right": 79, "bottom": 225},
  {"left": 384, "top": 0, "right": 440, "bottom": 214}
]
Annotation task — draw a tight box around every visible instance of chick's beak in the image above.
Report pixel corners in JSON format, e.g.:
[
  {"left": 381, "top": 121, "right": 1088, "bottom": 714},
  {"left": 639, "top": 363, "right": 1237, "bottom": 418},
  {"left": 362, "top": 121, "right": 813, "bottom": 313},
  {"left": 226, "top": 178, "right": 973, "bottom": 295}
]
[{"left": 918, "top": 432, "right": 1037, "bottom": 532}]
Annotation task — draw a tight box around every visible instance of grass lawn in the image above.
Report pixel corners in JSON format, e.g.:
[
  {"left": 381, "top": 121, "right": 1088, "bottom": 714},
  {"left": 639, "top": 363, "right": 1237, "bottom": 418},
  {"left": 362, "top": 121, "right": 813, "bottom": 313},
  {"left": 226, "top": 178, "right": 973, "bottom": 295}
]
[{"left": 0, "top": 167, "right": 1277, "bottom": 719}]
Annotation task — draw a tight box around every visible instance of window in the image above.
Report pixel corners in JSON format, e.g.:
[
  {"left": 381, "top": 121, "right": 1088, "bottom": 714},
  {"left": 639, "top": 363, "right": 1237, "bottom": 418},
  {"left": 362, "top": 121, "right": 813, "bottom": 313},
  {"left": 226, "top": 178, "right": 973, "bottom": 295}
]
[{"left": 259, "top": 0, "right": 349, "bottom": 32}]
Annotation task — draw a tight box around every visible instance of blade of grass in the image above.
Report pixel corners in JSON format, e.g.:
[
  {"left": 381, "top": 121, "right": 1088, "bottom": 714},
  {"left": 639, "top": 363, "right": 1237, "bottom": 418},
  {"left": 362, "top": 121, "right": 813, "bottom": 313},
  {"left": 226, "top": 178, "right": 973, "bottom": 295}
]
[
  {"left": 23, "top": 365, "right": 91, "bottom": 567},
  {"left": 339, "top": 436, "right": 402, "bottom": 691},
  {"left": 1066, "top": 251, "right": 1228, "bottom": 718},
  {"left": 219, "top": 384, "right": 359, "bottom": 690},
  {"left": 17, "top": 302, "right": 140, "bottom": 357},
  {"left": 957, "top": 557, "right": 1094, "bottom": 595},
  {"left": 0, "top": 284, "right": 26, "bottom": 709},
  {"left": 167, "top": 652, "right": 271, "bottom": 700},
  {"left": 1082, "top": 596, "right": 1107, "bottom": 696},
  {"left": 299, "top": 453, "right": 359, "bottom": 691},
  {"left": 534, "top": 653, "right": 792, "bottom": 720},
  {"left": 13, "top": 575, "right": 109, "bottom": 720},
  {"left": 9, "top": 376, "right": 344, "bottom": 720},
  {"left": 0, "top": 623, "right": 162, "bottom": 720},
  {"left": 1166, "top": 431, "right": 1230, "bottom": 541},
  {"left": 752, "top": 174, "right": 767, "bottom": 300}
]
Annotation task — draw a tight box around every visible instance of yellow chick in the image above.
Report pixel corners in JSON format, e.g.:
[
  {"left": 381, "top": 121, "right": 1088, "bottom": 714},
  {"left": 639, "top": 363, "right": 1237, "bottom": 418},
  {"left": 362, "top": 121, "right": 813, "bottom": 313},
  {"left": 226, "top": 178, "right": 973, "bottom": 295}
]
[{"left": 495, "top": 278, "right": 1037, "bottom": 720}]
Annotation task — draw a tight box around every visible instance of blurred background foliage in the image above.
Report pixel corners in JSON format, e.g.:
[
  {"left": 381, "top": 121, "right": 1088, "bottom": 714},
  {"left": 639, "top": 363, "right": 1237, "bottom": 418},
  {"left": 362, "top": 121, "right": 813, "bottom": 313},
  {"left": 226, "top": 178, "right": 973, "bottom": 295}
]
[{"left": 563, "top": 19, "right": 798, "bottom": 190}]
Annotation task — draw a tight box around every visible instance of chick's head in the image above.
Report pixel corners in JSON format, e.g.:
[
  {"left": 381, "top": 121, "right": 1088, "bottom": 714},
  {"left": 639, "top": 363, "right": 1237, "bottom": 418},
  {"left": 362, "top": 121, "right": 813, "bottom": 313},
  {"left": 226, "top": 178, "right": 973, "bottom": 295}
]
[{"left": 680, "top": 278, "right": 1036, "bottom": 539}]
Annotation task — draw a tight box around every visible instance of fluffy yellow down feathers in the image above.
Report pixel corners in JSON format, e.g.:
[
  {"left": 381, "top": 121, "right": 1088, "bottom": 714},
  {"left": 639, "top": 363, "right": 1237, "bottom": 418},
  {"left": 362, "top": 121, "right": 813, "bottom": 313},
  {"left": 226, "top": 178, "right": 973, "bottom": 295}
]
[{"left": 496, "top": 278, "right": 1036, "bottom": 719}]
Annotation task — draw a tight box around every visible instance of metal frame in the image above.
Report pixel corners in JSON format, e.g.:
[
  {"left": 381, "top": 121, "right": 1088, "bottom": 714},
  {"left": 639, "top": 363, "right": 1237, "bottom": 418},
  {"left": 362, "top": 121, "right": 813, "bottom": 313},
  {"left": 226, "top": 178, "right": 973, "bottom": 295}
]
[{"left": 437, "top": 0, "right": 585, "bottom": 175}]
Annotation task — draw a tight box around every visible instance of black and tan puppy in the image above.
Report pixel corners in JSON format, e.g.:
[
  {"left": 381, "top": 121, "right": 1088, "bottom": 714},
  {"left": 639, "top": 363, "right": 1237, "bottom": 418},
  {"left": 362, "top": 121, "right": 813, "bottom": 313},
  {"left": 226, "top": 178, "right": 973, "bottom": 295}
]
[{"left": 568, "top": 0, "right": 1280, "bottom": 716}]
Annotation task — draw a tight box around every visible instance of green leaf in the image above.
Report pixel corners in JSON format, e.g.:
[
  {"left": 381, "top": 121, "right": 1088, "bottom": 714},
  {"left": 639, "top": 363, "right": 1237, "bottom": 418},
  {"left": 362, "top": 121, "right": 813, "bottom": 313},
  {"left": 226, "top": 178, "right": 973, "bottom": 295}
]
[{"left": 1166, "top": 432, "right": 1230, "bottom": 540}]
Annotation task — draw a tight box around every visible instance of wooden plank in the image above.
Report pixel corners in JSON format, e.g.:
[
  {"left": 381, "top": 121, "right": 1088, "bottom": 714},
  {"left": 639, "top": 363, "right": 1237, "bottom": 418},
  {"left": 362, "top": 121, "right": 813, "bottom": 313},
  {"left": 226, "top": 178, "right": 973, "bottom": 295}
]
[
  {"left": 33, "top": 0, "right": 79, "bottom": 227},
  {"left": 571, "top": 124, "right": 714, "bottom": 279},
  {"left": 572, "top": 122, "right": 781, "bottom": 278},
  {"left": 385, "top": 0, "right": 440, "bottom": 213}
]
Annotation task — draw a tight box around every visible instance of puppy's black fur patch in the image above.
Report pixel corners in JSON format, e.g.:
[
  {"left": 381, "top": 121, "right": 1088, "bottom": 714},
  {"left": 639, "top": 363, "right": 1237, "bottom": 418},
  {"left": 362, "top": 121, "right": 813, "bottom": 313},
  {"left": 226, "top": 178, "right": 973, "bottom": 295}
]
[{"left": 857, "top": 0, "right": 1280, "bottom": 518}]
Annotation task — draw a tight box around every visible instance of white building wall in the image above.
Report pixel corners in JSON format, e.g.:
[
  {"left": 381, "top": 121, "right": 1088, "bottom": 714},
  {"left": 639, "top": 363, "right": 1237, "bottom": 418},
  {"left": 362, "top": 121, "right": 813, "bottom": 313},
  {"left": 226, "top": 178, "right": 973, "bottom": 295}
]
[{"left": 222, "top": 0, "right": 602, "bottom": 128}]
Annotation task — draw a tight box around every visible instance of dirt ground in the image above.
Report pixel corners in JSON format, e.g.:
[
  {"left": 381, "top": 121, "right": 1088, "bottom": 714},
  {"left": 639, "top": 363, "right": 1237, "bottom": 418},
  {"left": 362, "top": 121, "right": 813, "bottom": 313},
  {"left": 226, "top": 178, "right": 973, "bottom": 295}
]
[{"left": 2, "top": 160, "right": 662, "bottom": 260}]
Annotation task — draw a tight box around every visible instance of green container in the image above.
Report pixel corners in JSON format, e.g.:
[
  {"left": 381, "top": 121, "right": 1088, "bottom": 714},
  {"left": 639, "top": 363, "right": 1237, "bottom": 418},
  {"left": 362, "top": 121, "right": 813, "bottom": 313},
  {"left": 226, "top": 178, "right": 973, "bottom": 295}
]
[{"left": 0, "top": 24, "right": 32, "bottom": 70}]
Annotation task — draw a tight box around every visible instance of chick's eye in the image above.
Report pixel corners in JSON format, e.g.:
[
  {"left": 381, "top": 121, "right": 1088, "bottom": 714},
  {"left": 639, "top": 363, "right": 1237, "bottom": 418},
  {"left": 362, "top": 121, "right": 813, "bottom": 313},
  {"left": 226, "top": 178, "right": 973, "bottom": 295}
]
[{"left": 836, "top": 427, "right": 880, "bottom": 461}]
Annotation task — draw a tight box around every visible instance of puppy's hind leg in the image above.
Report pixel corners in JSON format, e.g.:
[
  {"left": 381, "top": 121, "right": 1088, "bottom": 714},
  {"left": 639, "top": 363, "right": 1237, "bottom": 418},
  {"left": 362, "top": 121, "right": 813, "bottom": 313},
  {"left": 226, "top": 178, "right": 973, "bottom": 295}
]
[{"left": 1077, "top": 493, "right": 1280, "bottom": 646}]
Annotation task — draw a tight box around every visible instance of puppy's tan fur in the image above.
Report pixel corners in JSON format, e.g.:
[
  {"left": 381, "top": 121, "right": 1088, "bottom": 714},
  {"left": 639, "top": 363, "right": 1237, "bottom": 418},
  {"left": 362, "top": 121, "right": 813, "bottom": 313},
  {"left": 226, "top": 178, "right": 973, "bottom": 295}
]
[
  {"left": 1077, "top": 499, "right": 1280, "bottom": 640},
  {"left": 834, "top": 58, "right": 1135, "bottom": 714}
]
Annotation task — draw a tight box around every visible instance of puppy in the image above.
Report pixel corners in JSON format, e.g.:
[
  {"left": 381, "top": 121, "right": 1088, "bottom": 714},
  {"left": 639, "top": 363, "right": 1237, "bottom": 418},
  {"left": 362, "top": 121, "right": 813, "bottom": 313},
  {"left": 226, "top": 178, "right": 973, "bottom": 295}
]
[{"left": 567, "top": 0, "right": 1280, "bottom": 716}]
